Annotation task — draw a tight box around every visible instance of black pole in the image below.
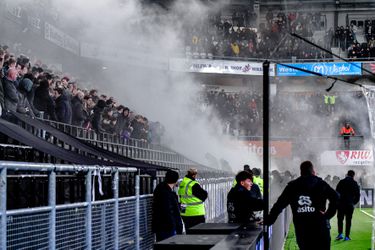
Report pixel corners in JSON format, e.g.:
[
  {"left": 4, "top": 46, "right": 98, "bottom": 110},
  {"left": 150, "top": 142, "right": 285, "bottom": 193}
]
[{"left": 262, "top": 61, "right": 270, "bottom": 250}]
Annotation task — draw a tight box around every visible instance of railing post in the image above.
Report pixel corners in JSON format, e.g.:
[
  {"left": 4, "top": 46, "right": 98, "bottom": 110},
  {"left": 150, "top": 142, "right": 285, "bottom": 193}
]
[
  {"left": 135, "top": 175, "right": 140, "bottom": 250},
  {"left": 48, "top": 169, "right": 56, "bottom": 250},
  {"left": 86, "top": 170, "right": 92, "bottom": 250},
  {"left": 113, "top": 169, "right": 119, "bottom": 250},
  {"left": 0, "top": 167, "right": 7, "bottom": 250}
]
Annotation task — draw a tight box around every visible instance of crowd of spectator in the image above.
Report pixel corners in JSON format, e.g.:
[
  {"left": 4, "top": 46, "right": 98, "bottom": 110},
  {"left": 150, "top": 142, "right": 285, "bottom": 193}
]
[
  {"left": 331, "top": 21, "right": 375, "bottom": 60},
  {"left": 0, "top": 43, "right": 165, "bottom": 144},
  {"left": 346, "top": 20, "right": 375, "bottom": 59},
  {"left": 185, "top": 10, "right": 332, "bottom": 61},
  {"left": 202, "top": 88, "right": 367, "bottom": 139}
]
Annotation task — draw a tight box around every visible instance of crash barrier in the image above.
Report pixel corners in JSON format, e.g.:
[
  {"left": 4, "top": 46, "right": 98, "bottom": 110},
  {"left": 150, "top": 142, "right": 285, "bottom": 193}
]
[
  {"left": 11, "top": 116, "right": 228, "bottom": 175},
  {"left": 0, "top": 161, "right": 233, "bottom": 250},
  {"left": 43, "top": 118, "right": 202, "bottom": 170}
]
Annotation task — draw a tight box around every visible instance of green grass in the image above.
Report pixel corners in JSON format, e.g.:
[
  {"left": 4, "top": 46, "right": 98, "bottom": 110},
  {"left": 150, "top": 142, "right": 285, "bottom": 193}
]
[{"left": 284, "top": 208, "right": 373, "bottom": 250}]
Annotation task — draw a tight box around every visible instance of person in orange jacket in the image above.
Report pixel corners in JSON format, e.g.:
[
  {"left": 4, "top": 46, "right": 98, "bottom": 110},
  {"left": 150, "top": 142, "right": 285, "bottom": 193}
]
[{"left": 340, "top": 123, "right": 355, "bottom": 149}]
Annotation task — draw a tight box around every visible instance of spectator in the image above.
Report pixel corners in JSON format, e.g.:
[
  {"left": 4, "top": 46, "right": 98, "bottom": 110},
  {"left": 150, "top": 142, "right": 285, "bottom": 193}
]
[
  {"left": 89, "top": 89, "right": 99, "bottom": 103},
  {"left": 54, "top": 87, "right": 72, "bottom": 124},
  {"left": 152, "top": 170, "right": 183, "bottom": 242},
  {"left": 91, "top": 99, "right": 106, "bottom": 133},
  {"left": 71, "top": 90, "right": 85, "bottom": 126},
  {"left": 227, "top": 170, "right": 263, "bottom": 223},
  {"left": 335, "top": 170, "right": 360, "bottom": 241},
  {"left": 3, "top": 68, "right": 19, "bottom": 113},
  {"left": 17, "top": 78, "right": 37, "bottom": 117},
  {"left": 82, "top": 95, "right": 95, "bottom": 129},
  {"left": 33, "top": 79, "right": 57, "bottom": 120}
]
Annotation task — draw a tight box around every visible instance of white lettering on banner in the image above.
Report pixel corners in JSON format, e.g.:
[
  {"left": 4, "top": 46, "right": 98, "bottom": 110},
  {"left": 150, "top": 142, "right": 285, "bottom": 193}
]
[
  {"left": 169, "top": 58, "right": 276, "bottom": 76},
  {"left": 248, "top": 143, "right": 277, "bottom": 156},
  {"left": 360, "top": 189, "right": 374, "bottom": 208},
  {"left": 320, "top": 150, "right": 373, "bottom": 166}
]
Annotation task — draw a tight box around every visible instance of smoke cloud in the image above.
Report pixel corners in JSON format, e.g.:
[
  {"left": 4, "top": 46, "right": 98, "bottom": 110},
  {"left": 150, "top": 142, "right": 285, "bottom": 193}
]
[{"left": 23, "top": 0, "right": 259, "bottom": 172}]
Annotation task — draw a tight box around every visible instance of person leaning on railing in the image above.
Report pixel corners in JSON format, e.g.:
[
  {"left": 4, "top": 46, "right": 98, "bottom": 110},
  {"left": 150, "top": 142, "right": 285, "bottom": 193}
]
[{"left": 340, "top": 122, "right": 355, "bottom": 149}]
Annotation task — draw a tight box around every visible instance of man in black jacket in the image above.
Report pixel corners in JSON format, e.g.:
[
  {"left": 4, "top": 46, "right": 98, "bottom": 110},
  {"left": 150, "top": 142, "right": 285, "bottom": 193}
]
[
  {"left": 267, "top": 161, "right": 338, "bottom": 250},
  {"left": 152, "top": 170, "right": 183, "bottom": 242},
  {"left": 227, "top": 170, "right": 263, "bottom": 223},
  {"left": 335, "top": 170, "right": 360, "bottom": 241}
]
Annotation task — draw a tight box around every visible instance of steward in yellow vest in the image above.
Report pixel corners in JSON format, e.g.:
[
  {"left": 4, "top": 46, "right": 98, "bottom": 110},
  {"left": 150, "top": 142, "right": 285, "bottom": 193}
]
[
  {"left": 252, "top": 168, "right": 264, "bottom": 195},
  {"left": 178, "top": 168, "right": 208, "bottom": 230}
]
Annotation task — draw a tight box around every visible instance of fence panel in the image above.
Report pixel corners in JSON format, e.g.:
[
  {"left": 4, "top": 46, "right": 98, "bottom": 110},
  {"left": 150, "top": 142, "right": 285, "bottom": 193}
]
[
  {"left": 139, "top": 195, "right": 153, "bottom": 250},
  {"left": 7, "top": 211, "right": 50, "bottom": 249},
  {"left": 56, "top": 206, "right": 86, "bottom": 250},
  {"left": 1, "top": 162, "right": 233, "bottom": 250},
  {"left": 92, "top": 202, "right": 115, "bottom": 250},
  {"left": 119, "top": 198, "right": 136, "bottom": 250}
]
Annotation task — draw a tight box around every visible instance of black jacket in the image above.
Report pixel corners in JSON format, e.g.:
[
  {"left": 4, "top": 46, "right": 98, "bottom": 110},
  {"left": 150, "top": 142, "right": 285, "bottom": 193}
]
[
  {"left": 227, "top": 184, "right": 263, "bottom": 223},
  {"left": 152, "top": 182, "right": 183, "bottom": 234},
  {"left": 34, "top": 83, "right": 56, "bottom": 120},
  {"left": 336, "top": 176, "right": 360, "bottom": 206},
  {"left": 55, "top": 93, "right": 72, "bottom": 124},
  {"left": 268, "top": 175, "right": 338, "bottom": 227},
  {"left": 3, "top": 78, "right": 19, "bottom": 112},
  {"left": 91, "top": 105, "right": 105, "bottom": 133},
  {"left": 71, "top": 96, "right": 85, "bottom": 126}
]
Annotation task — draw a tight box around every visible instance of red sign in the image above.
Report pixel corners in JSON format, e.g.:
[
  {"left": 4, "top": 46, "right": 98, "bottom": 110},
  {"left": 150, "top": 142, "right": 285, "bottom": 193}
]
[{"left": 321, "top": 150, "right": 373, "bottom": 166}]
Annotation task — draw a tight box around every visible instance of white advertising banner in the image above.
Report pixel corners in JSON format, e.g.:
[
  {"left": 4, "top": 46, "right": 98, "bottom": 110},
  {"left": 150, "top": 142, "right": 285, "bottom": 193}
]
[
  {"left": 169, "top": 58, "right": 276, "bottom": 76},
  {"left": 321, "top": 150, "right": 373, "bottom": 166}
]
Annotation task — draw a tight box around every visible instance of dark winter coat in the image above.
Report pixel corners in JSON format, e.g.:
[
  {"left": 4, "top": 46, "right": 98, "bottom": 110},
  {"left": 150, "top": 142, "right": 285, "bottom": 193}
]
[
  {"left": 0, "top": 78, "right": 4, "bottom": 110},
  {"left": 268, "top": 175, "right": 338, "bottom": 226},
  {"left": 227, "top": 184, "right": 263, "bottom": 223},
  {"left": 34, "top": 82, "right": 57, "bottom": 120},
  {"left": 336, "top": 176, "right": 360, "bottom": 207},
  {"left": 2, "top": 77, "right": 19, "bottom": 112},
  {"left": 55, "top": 93, "right": 72, "bottom": 124},
  {"left": 71, "top": 96, "right": 85, "bottom": 126},
  {"left": 17, "top": 89, "right": 35, "bottom": 117},
  {"left": 152, "top": 182, "right": 183, "bottom": 234},
  {"left": 91, "top": 105, "right": 105, "bottom": 133}
]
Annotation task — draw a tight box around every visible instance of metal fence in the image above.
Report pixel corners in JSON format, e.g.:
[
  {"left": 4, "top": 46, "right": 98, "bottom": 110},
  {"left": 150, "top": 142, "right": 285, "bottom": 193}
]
[
  {"left": 22, "top": 118, "right": 226, "bottom": 175},
  {"left": 0, "top": 161, "right": 233, "bottom": 250}
]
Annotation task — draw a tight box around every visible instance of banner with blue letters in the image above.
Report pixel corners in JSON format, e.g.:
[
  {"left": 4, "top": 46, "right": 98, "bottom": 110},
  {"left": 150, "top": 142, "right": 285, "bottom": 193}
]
[{"left": 277, "top": 62, "right": 362, "bottom": 76}]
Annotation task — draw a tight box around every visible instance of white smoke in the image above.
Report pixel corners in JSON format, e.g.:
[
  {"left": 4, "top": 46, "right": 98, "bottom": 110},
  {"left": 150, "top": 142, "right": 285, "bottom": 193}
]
[{"left": 29, "top": 0, "right": 259, "bottom": 172}]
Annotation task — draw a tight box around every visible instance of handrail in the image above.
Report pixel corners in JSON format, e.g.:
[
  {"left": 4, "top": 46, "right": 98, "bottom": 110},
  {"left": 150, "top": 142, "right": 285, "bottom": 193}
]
[{"left": 0, "top": 161, "right": 137, "bottom": 173}]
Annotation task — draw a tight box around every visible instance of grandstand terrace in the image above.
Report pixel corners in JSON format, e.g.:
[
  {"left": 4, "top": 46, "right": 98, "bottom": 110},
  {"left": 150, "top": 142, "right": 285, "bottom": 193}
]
[{"left": 0, "top": 0, "right": 374, "bottom": 249}]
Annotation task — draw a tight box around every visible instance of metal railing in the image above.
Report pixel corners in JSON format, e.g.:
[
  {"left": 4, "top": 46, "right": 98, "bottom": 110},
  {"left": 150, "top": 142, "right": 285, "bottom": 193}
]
[
  {"left": 0, "top": 161, "right": 233, "bottom": 250},
  {"left": 34, "top": 118, "right": 220, "bottom": 173}
]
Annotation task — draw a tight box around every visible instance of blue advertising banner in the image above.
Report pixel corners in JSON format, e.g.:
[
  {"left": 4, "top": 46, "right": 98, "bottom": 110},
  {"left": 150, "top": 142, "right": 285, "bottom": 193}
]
[{"left": 277, "top": 62, "right": 362, "bottom": 76}]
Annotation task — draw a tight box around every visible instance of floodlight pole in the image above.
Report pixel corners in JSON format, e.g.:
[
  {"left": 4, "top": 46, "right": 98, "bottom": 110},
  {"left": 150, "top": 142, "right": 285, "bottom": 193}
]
[{"left": 262, "top": 61, "right": 270, "bottom": 250}]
